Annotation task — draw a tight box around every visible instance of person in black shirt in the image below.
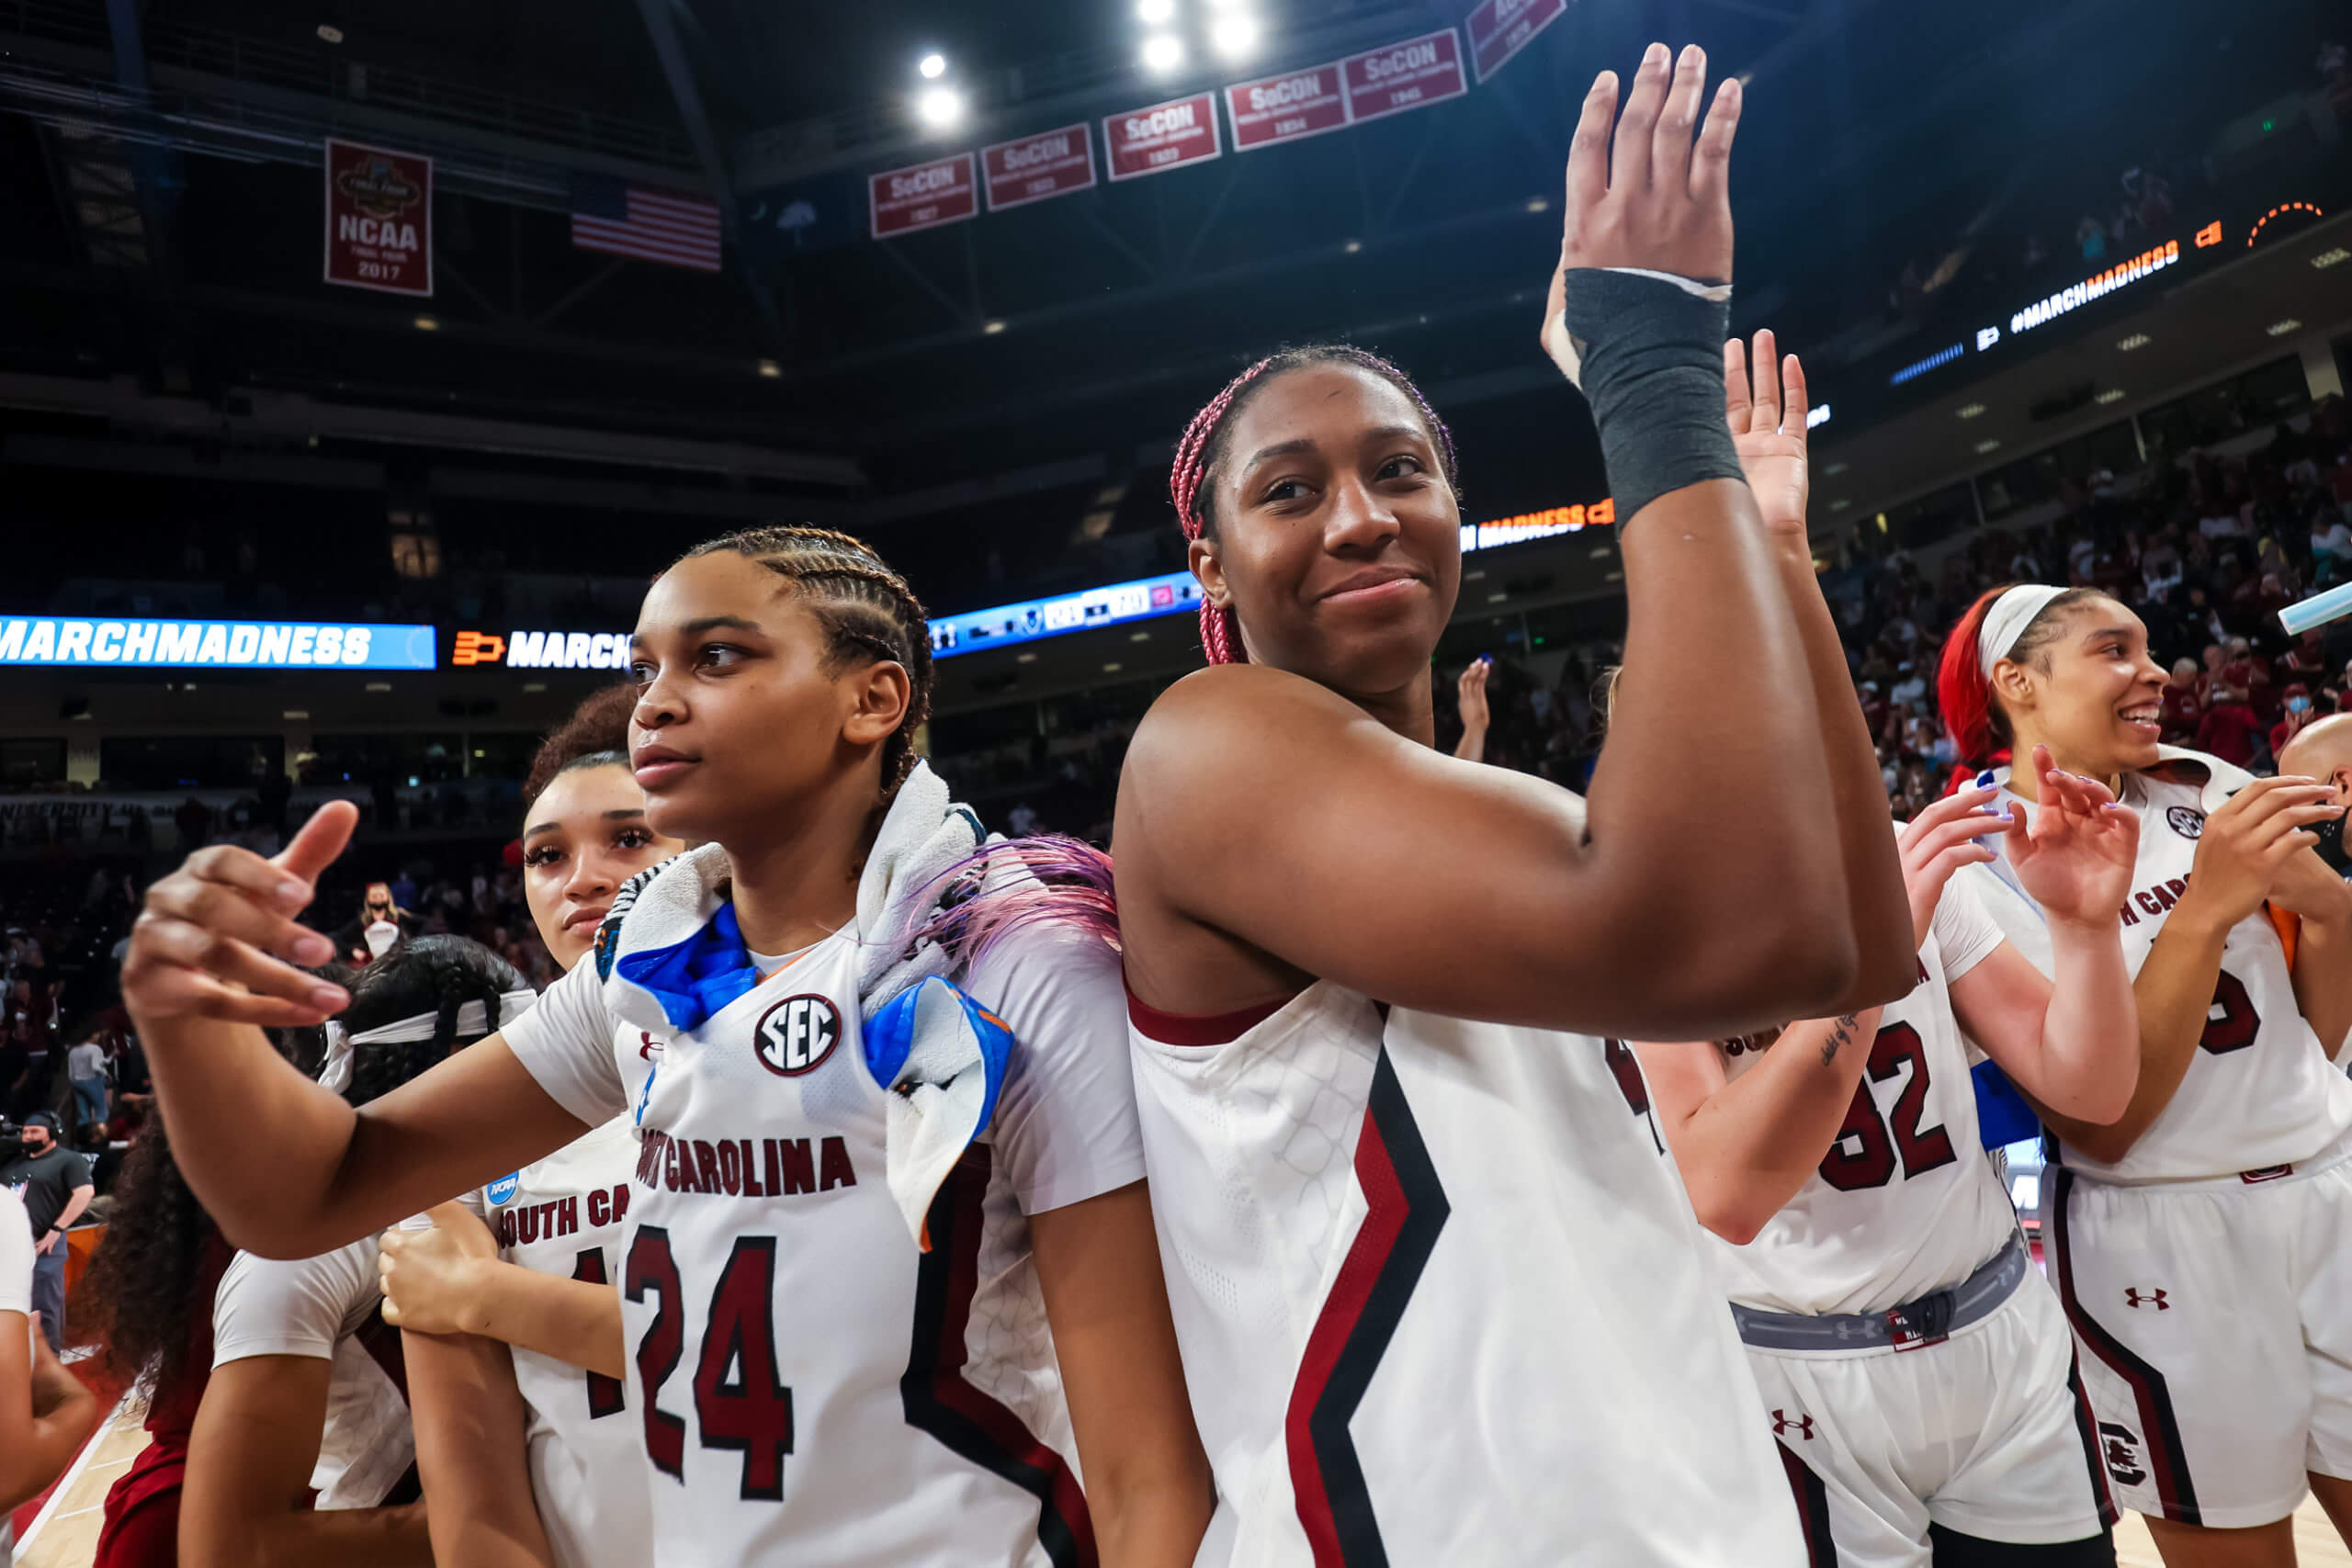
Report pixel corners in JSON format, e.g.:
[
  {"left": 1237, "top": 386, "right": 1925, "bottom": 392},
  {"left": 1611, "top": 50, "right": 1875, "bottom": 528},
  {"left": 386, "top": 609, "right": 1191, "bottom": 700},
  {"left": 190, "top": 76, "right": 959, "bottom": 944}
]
[{"left": 1, "top": 1112, "right": 94, "bottom": 1352}]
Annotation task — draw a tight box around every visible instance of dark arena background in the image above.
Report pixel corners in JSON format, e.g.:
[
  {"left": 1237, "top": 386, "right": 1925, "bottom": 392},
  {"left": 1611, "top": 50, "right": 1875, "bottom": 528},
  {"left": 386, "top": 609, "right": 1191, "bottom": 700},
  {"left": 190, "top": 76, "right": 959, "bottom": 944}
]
[{"left": 1, "top": 0, "right": 2349, "bottom": 1560}]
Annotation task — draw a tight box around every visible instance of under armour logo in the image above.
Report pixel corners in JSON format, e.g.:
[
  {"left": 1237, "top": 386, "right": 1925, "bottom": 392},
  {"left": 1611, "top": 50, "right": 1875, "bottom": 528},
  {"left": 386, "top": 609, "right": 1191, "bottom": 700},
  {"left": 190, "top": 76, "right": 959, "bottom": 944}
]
[
  {"left": 1770, "top": 1410, "right": 1815, "bottom": 1440},
  {"left": 2124, "top": 1288, "right": 2169, "bottom": 1310}
]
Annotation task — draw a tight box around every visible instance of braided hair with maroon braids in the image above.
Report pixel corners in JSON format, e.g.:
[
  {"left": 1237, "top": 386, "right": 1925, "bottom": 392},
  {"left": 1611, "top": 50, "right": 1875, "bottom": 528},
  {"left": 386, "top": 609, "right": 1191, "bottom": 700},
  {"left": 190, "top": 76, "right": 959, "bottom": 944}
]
[
  {"left": 1170, "top": 344, "right": 1459, "bottom": 665},
  {"left": 683, "top": 525, "right": 934, "bottom": 795}
]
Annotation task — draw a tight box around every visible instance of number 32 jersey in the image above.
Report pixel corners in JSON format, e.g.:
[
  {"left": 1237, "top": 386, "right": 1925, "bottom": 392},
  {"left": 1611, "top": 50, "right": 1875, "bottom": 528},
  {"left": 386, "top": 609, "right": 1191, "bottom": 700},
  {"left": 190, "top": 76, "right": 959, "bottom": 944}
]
[
  {"left": 1984, "top": 758, "right": 2352, "bottom": 1183},
  {"left": 1708, "top": 874, "right": 2018, "bottom": 1316},
  {"left": 504, "top": 923, "right": 1148, "bottom": 1568}
]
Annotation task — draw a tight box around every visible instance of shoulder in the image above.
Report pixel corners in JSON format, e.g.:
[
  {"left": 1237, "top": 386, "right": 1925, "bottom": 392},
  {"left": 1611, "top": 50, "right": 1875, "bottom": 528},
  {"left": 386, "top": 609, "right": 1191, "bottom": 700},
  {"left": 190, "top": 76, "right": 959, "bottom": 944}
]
[
  {"left": 963, "top": 919, "right": 1124, "bottom": 1036},
  {"left": 1126, "top": 664, "right": 1372, "bottom": 784}
]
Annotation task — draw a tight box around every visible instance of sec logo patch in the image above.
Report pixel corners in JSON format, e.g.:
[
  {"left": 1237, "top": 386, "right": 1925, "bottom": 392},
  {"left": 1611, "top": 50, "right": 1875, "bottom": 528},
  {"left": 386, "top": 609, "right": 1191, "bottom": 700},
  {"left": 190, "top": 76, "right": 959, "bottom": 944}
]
[
  {"left": 2165, "top": 805, "right": 2205, "bottom": 840},
  {"left": 754, "top": 993, "right": 842, "bottom": 1077}
]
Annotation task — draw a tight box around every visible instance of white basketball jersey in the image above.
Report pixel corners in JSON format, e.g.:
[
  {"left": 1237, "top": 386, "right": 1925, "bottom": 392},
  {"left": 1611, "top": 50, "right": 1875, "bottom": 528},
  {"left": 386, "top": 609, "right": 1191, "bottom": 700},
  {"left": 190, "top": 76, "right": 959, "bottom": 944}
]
[
  {"left": 1709, "top": 874, "right": 2020, "bottom": 1316},
  {"left": 505, "top": 925, "right": 1132, "bottom": 1568},
  {"left": 481, "top": 1115, "right": 650, "bottom": 1568},
  {"left": 211, "top": 1238, "right": 415, "bottom": 1509},
  {"left": 1984, "top": 756, "right": 2352, "bottom": 1182},
  {"left": 1129, "top": 986, "right": 1807, "bottom": 1567}
]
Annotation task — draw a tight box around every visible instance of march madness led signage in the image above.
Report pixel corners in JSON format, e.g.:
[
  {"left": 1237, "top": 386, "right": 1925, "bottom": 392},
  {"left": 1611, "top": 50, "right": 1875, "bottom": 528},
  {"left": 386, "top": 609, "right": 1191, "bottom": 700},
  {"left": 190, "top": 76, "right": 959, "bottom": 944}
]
[{"left": 0, "top": 617, "right": 435, "bottom": 669}]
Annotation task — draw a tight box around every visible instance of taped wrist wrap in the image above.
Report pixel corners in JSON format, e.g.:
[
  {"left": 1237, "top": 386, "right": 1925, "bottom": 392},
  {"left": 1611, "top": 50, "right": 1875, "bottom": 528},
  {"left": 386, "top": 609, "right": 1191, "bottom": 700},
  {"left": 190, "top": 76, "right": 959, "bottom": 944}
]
[{"left": 1559, "top": 269, "right": 1745, "bottom": 527}]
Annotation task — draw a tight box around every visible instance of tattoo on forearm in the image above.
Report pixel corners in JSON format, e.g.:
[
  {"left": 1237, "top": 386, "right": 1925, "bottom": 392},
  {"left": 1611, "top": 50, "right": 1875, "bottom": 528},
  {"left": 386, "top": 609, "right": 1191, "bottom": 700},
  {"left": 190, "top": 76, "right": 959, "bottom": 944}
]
[{"left": 1820, "top": 1013, "right": 1860, "bottom": 1067}]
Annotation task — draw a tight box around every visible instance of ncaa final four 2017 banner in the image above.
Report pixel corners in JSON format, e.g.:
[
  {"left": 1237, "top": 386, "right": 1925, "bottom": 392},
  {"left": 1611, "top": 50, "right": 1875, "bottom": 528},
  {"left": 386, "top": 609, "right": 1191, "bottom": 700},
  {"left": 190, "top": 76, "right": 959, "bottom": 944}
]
[{"left": 323, "top": 139, "right": 433, "bottom": 297}]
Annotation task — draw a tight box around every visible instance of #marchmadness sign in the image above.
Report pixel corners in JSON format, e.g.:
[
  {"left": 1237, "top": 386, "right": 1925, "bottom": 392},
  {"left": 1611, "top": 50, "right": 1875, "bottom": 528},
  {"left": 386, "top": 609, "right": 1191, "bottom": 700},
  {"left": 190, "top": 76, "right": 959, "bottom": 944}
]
[
  {"left": 323, "top": 139, "right": 433, "bottom": 297},
  {"left": 0, "top": 617, "right": 435, "bottom": 669}
]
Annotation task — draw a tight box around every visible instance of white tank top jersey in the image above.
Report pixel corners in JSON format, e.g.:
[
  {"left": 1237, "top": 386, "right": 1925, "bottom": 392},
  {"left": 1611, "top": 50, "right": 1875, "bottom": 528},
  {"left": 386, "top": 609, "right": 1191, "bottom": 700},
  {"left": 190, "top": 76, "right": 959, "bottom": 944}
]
[
  {"left": 1982, "top": 751, "right": 2352, "bottom": 1182},
  {"left": 210, "top": 1237, "right": 417, "bottom": 1508},
  {"left": 503, "top": 922, "right": 1148, "bottom": 1568},
  {"left": 478, "top": 1114, "right": 649, "bottom": 1568},
  {"left": 1710, "top": 872, "right": 2019, "bottom": 1316},
  {"left": 1127, "top": 987, "right": 1808, "bottom": 1567}
]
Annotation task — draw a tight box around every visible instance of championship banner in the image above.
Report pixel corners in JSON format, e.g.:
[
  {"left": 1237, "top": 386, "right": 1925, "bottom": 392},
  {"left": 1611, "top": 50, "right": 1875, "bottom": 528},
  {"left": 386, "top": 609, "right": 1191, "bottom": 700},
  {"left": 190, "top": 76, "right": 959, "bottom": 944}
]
[
  {"left": 1342, "top": 29, "right": 1470, "bottom": 124},
  {"left": 981, "top": 125, "right": 1097, "bottom": 211},
  {"left": 322, "top": 139, "right": 433, "bottom": 296},
  {"left": 1103, "top": 92, "right": 1221, "bottom": 181},
  {"left": 1226, "top": 61, "right": 1351, "bottom": 151},
  {"left": 1465, "top": 0, "right": 1567, "bottom": 82},
  {"left": 869, "top": 152, "right": 978, "bottom": 240}
]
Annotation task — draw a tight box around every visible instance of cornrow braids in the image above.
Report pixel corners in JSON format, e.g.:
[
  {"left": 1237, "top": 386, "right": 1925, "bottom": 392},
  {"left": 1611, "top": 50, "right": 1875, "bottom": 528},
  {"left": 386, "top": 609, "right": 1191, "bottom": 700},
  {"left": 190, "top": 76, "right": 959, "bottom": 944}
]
[
  {"left": 684, "top": 525, "right": 934, "bottom": 794},
  {"left": 1170, "top": 344, "right": 1460, "bottom": 665}
]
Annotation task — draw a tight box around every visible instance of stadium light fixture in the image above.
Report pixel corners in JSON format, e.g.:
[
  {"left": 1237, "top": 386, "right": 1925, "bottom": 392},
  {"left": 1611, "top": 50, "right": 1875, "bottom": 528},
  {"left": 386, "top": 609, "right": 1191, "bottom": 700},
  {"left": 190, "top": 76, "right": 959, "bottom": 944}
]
[
  {"left": 365, "top": 681, "right": 392, "bottom": 693},
  {"left": 2312, "top": 248, "right": 2349, "bottom": 269},
  {"left": 757, "top": 358, "right": 781, "bottom": 378},
  {"left": 1829, "top": 499, "right": 1850, "bottom": 512},
  {"left": 283, "top": 709, "right": 311, "bottom": 720},
  {"left": 1956, "top": 403, "right": 1985, "bottom": 419},
  {"left": 1137, "top": 0, "right": 1177, "bottom": 24},
  {"left": 1822, "top": 462, "right": 1849, "bottom": 477},
  {"left": 1209, "top": 11, "right": 1260, "bottom": 60},
  {"left": 1342, "top": 238, "right": 1363, "bottom": 254},
  {"left": 917, "top": 85, "right": 964, "bottom": 129},
  {"left": 982, "top": 319, "right": 1007, "bottom": 334},
  {"left": 2095, "top": 389, "right": 2126, "bottom": 404},
  {"left": 2115, "top": 333, "right": 2151, "bottom": 352},
  {"left": 1141, "top": 32, "right": 1184, "bottom": 73},
  {"left": 1017, "top": 652, "right": 1039, "bottom": 663},
  {"left": 1102, "top": 661, "right": 1125, "bottom": 673},
  {"left": 315, "top": 23, "right": 344, "bottom": 43},
  {"left": 1973, "top": 438, "right": 2001, "bottom": 454},
  {"left": 1526, "top": 197, "right": 1550, "bottom": 213},
  {"left": 413, "top": 315, "right": 438, "bottom": 332},
  {"left": 2266, "top": 318, "right": 2302, "bottom": 337},
  {"left": 919, "top": 52, "right": 946, "bottom": 79}
]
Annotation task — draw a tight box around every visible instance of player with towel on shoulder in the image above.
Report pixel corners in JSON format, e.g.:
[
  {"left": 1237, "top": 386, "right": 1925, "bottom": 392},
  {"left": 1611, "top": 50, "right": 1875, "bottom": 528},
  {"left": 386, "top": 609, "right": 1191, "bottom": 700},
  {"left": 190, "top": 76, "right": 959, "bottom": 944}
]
[{"left": 118, "top": 526, "right": 1214, "bottom": 1568}]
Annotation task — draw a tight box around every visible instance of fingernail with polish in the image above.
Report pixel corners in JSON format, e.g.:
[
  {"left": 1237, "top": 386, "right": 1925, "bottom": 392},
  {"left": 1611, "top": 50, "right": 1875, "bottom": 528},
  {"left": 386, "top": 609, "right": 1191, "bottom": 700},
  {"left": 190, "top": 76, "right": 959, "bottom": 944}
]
[
  {"left": 295, "top": 934, "right": 332, "bottom": 964},
  {"left": 311, "top": 987, "right": 345, "bottom": 1012}
]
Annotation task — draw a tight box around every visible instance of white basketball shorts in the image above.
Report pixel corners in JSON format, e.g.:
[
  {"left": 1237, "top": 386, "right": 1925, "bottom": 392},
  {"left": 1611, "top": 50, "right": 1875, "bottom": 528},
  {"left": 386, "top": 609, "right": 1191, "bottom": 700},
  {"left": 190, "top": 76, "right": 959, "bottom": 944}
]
[{"left": 2046, "top": 1143, "right": 2352, "bottom": 1529}]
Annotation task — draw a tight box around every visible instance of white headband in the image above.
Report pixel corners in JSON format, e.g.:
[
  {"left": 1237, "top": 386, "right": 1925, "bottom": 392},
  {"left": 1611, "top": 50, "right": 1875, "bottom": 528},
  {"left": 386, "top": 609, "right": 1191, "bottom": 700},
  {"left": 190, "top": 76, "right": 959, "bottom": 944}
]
[
  {"left": 319, "top": 987, "right": 537, "bottom": 1095},
  {"left": 1976, "top": 584, "right": 2067, "bottom": 675}
]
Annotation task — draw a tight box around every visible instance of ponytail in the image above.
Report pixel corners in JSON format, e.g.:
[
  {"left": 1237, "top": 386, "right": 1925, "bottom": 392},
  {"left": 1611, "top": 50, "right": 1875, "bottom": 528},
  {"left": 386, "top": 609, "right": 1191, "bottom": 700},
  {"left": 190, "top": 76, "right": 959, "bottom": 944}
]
[{"left": 1936, "top": 587, "right": 2007, "bottom": 770}]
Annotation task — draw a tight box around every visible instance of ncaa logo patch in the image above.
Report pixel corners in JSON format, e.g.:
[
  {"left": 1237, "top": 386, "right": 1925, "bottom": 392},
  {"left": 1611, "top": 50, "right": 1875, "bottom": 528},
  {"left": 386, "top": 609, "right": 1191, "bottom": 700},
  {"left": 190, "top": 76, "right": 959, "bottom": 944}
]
[
  {"left": 2165, "top": 805, "right": 2205, "bottom": 840},
  {"left": 754, "top": 993, "right": 842, "bottom": 1077},
  {"left": 485, "top": 1172, "right": 521, "bottom": 1207}
]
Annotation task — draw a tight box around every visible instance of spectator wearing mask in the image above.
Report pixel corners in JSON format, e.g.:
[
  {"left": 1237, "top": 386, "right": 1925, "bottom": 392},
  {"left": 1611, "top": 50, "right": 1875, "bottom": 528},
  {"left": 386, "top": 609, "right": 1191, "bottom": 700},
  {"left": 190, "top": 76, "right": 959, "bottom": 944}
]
[
  {"left": 333, "top": 883, "right": 418, "bottom": 964},
  {"left": 2, "top": 1112, "right": 95, "bottom": 1353},
  {"left": 2274, "top": 683, "right": 2321, "bottom": 761}
]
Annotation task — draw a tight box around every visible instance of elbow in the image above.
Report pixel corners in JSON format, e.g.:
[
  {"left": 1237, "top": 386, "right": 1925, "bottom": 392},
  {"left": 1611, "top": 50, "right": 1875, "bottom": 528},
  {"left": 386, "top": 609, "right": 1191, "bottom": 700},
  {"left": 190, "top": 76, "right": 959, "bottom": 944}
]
[
  {"left": 2062, "top": 1121, "right": 2139, "bottom": 1166},
  {"left": 1684, "top": 1181, "right": 1770, "bottom": 1248}
]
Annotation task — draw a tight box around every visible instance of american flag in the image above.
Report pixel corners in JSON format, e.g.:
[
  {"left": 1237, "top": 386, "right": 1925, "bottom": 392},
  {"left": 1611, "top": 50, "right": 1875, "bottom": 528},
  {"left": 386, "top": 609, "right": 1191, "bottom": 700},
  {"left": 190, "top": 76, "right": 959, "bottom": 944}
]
[{"left": 571, "top": 176, "right": 721, "bottom": 272}]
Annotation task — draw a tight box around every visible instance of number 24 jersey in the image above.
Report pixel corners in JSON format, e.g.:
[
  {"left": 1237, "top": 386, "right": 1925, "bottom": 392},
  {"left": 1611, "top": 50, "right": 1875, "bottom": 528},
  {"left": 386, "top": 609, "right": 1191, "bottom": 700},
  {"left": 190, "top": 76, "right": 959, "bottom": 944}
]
[{"left": 504, "top": 924, "right": 1148, "bottom": 1568}]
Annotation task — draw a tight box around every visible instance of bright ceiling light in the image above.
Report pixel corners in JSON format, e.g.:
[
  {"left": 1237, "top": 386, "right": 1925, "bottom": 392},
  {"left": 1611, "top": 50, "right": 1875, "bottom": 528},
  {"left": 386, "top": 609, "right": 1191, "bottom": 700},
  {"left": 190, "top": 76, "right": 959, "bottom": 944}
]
[
  {"left": 757, "top": 358, "right": 781, "bottom": 378},
  {"left": 1823, "top": 461, "right": 1849, "bottom": 476},
  {"left": 2094, "top": 388, "right": 2125, "bottom": 404},
  {"left": 982, "top": 319, "right": 1007, "bottom": 335},
  {"left": 1136, "top": 0, "right": 1176, "bottom": 24},
  {"left": 916, "top": 85, "right": 963, "bottom": 129},
  {"left": 2115, "top": 333, "right": 2151, "bottom": 352},
  {"left": 2266, "top": 318, "right": 2302, "bottom": 336},
  {"left": 1140, "top": 31, "right": 1184, "bottom": 73},
  {"left": 1342, "top": 238, "right": 1362, "bottom": 254},
  {"left": 315, "top": 23, "right": 344, "bottom": 43},
  {"left": 412, "top": 314, "right": 438, "bottom": 332},
  {"left": 918, "top": 51, "right": 946, "bottom": 79},
  {"left": 1209, "top": 12, "right": 1259, "bottom": 59},
  {"left": 1973, "top": 438, "right": 2001, "bottom": 454},
  {"left": 1525, "top": 196, "right": 1550, "bottom": 213},
  {"left": 2312, "top": 247, "right": 2349, "bottom": 269},
  {"left": 1956, "top": 402, "right": 1985, "bottom": 419}
]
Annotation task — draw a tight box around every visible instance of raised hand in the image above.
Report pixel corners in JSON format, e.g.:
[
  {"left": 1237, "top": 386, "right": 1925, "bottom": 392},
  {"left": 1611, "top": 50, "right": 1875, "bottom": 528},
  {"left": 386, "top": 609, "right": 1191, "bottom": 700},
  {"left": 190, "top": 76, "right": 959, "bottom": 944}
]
[
  {"left": 120, "top": 799, "right": 360, "bottom": 1029},
  {"left": 1539, "top": 41, "right": 1741, "bottom": 377},
  {"left": 2006, "top": 746, "right": 2139, "bottom": 929},
  {"left": 1895, "top": 787, "right": 2012, "bottom": 949},
  {"left": 2179, "top": 775, "right": 2344, "bottom": 931},
  {"left": 1725, "top": 330, "right": 1809, "bottom": 540},
  {"left": 1458, "top": 658, "right": 1491, "bottom": 734}
]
